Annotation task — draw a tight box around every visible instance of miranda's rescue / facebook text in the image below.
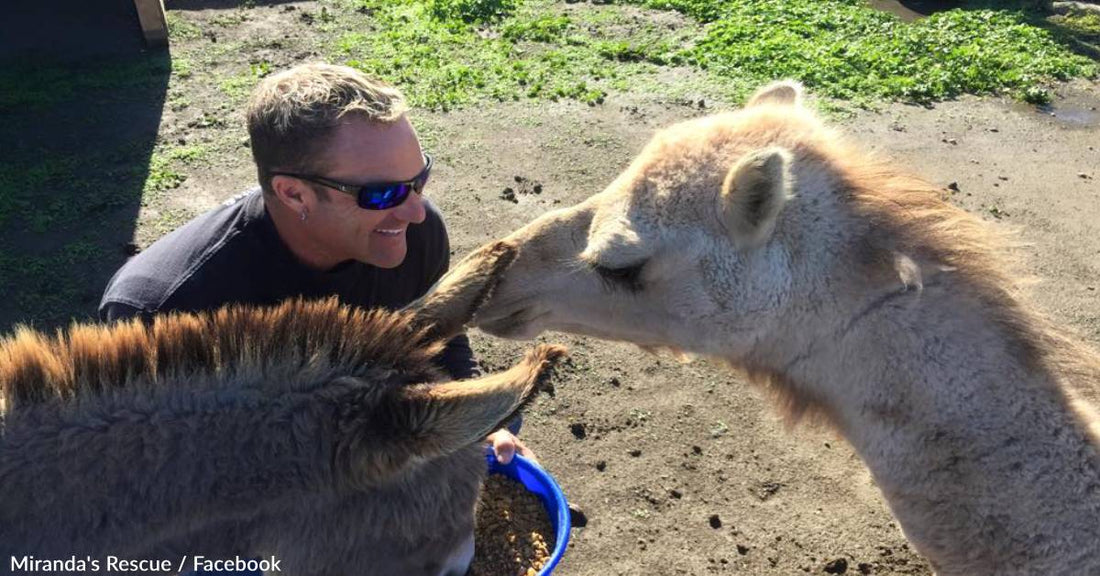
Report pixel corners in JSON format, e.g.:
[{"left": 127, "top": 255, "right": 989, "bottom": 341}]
[{"left": 9, "top": 555, "right": 282, "bottom": 573}]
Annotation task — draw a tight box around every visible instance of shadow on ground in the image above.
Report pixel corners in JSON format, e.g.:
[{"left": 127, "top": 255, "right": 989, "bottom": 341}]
[
  {"left": 0, "top": 0, "right": 170, "bottom": 333},
  {"left": 172, "top": 0, "right": 305, "bottom": 11}
]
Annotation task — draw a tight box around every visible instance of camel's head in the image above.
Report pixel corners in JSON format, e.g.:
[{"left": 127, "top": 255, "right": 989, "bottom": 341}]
[{"left": 454, "top": 81, "right": 872, "bottom": 360}]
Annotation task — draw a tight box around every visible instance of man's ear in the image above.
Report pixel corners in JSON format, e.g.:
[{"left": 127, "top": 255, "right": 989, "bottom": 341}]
[
  {"left": 333, "top": 344, "right": 567, "bottom": 488},
  {"left": 270, "top": 174, "right": 314, "bottom": 214},
  {"left": 719, "top": 147, "right": 793, "bottom": 249},
  {"left": 746, "top": 80, "right": 805, "bottom": 108}
]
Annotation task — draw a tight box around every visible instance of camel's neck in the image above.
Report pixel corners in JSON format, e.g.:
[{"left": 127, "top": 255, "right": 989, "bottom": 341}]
[{"left": 757, "top": 278, "right": 1100, "bottom": 575}]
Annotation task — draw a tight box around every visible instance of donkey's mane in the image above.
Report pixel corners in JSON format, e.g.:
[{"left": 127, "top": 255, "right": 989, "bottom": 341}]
[{"left": 0, "top": 297, "right": 444, "bottom": 414}]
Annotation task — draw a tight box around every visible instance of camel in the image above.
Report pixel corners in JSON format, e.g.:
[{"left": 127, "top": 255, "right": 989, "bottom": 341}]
[
  {"left": 0, "top": 242, "right": 565, "bottom": 576},
  {"left": 432, "top": 82, "right": 1100, "bottom": 575}
]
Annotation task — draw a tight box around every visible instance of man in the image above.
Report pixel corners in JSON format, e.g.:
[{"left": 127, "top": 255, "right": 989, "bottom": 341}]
[{"left": 99, "top": 62, "right": 529, "bottom": 462}]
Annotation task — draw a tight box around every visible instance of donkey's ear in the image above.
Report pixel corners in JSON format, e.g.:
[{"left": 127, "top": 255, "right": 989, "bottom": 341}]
[
  {"left": 335, "top": 344, "right": 567, "bottom": 487},
  {"left": 746, "top": 80, "right": 804, "bottom": 108},
  {"left": 720, "top": 147, "right": 793, "bottom": 249},
  {"left": 403, "top": 241, "right": 517, "bottom": 342}
]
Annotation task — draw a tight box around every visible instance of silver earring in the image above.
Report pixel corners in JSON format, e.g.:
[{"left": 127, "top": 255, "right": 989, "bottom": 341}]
[{"left": 299, "top": 211, "right": 308, "bottom": 222}]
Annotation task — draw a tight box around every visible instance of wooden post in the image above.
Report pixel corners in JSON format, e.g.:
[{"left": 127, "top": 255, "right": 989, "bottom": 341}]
[{"left": 133, "top": 0, "right": 169, "bottom": 48}]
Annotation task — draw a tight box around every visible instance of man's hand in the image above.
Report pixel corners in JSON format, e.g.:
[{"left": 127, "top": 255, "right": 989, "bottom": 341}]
[{"left": 487, "top": 429, "right": 537, "bottom": 465}]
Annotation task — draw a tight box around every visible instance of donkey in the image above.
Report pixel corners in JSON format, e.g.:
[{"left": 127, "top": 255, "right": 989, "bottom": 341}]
[
  {"left": 430, "top": 83, "right": 1100, "bottom": 575},
  {"left": 0, "top": 242, "right": 565, "bottom": 576}
]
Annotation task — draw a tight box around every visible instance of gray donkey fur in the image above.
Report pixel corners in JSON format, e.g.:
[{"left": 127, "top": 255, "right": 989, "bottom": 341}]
[{"left": 0, "top": 242, "right": 563, "bottom": 576}]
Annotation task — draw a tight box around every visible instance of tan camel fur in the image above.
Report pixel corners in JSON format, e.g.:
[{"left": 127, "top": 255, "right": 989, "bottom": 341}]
[
  {"left": 0, "top": 242, "right": 565, "bottom": 576},
  {"left": 435, "top": 83, "right": 1100, "bottom": 575}
]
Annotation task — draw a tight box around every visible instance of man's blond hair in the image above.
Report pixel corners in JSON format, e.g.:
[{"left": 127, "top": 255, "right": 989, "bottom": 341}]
[{"left": 247, "top": 63, "right": 409, "bottom": 195}]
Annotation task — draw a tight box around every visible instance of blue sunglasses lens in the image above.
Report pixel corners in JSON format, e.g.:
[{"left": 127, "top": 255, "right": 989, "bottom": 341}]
[{"left": 360, "top": 184, "right": 411, "bottom": 210}]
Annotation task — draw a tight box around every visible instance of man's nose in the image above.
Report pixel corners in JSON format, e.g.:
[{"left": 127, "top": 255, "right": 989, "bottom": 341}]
[{"left": 393, "top": 190, "right": 427, "bottom": 224}]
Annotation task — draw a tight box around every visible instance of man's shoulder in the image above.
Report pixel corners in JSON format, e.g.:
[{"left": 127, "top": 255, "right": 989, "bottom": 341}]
[
  {"left": 408, "top": 197, "right": 448, "bottom": 256},
  {"left": 99, "top": 189, "right": 264, "bottom": 318},
  {"left": 416, "top": 197, "right": 447, "bottom": 237}
]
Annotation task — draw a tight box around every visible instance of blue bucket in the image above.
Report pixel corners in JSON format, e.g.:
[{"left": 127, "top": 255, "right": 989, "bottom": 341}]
[{"left": 485, "top": 453, "right": 571, "bottom": 576}]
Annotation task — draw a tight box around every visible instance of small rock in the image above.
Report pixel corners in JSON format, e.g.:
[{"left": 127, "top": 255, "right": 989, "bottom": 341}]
[
  {"left": 737, "top": 544, "right": 750, "bottom": 555},
  {"left": 609, "top": 377, "right": 621, "bottom": 387},
  {"left": 628, "top": 449, "right": 642, "bottom": 457},
  {"left": 824, "top": 558, "right": 849, "bottom": 574},
  {"left": 989, "top": 127, "right": 999, "bottom": 133},
  {"left": 698, "top": 99, "right": 706, "bottom": 109},
  {"left": 595, "top": 460, "right": 607, "bottom": 471},
  {"left": 692, "top": 445, "right": 703, "bottom": 455},
  {"left": 858, "top": 563, "right": 874, "bottom": 575},
  {"left": 500, "top": 187, "right": 518, "bottom": 203},
  {"left": 708, "top": 514, "right": 722, "bottom": 529},
  {"left": 942, "top": 138, "right": 958, "bottom": 145},
  {"left": 669, "top": 489, "right": 683, "bottom": 499},
  {"left": 1078, "top": 173, "right": 1092, "bottom": 179},
  {"left": 947, "top": 181, "right": 960, "bottom": 193},
  {"left": 570, "top": 422, "right": 587, "bottom": 439}
]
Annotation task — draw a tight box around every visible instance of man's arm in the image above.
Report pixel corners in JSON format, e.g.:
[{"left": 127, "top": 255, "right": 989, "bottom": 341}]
[{"left": 437, "top": 333, "right": 480, "bottom": 380}]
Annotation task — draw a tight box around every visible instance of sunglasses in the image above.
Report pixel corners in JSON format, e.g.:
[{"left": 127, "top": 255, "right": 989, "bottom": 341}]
[{"left": 270, "top": 154, "right": 433, "bottom": 211}]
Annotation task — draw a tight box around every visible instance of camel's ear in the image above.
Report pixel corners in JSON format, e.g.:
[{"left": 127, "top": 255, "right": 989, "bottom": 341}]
[
  {"left": 746, "top": 80, "right": 804, "bottom": 108},
  {"left": 720, "top": 147, "right": 793, "bottom": 249},
  {"left": 334, "top": 345, "right": 567, "bottom": 487},
  {"left": 403, "top": 241, "right": 517, "bottom": 342}
]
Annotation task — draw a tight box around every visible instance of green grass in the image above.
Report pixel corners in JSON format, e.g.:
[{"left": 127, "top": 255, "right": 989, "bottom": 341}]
[
  {"left": 331, "top": 1, "right": 635, "bottom": 109},
  {"left": 144, "top": 144, "right": 213, "bottom": 198},
  {"left": 623, "top": 0, "right": 1097, "bottom": 104},
  {"left": 1060, "top": 12, "right": 1100, "bottom": 36},
  {"left": 166, "top": 12, "right": 202, "bottom": 40},
  {"left": 0, "top": 237, "right": 107, "bottom": 327},
  {"left": 316, "top": 0, "right": 1097, "bottom": 110}
]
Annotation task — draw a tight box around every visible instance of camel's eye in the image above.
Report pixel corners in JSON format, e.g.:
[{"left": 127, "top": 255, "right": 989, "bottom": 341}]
[{"left": 592, "top": 262, "right": 645, "bottom": 293}]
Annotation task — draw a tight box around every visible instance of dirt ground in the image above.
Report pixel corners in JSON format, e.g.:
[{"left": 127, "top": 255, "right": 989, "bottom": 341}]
[{"left": 419, "top": 82, "right": 1099, "bottom": 575}]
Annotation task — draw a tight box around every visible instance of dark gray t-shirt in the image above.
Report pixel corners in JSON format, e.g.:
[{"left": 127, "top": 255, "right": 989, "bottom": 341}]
[{"left": 98, "top": 188, "right": 477, "bottom": 379}]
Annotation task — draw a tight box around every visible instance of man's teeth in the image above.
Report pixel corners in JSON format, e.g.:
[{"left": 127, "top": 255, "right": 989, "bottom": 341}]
[{"left": 375, "top": 228, "right": 403, "bottom": 236}]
